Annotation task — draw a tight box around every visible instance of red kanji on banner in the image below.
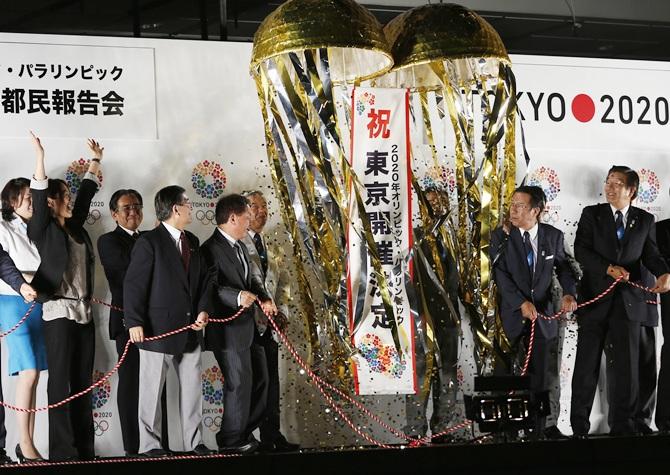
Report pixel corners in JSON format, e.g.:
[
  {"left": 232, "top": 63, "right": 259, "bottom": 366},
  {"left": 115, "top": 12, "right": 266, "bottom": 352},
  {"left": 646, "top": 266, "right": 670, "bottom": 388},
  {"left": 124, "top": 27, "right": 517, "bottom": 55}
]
[{"left": 367, "top": 108, "right": 391, "bottom": 138}]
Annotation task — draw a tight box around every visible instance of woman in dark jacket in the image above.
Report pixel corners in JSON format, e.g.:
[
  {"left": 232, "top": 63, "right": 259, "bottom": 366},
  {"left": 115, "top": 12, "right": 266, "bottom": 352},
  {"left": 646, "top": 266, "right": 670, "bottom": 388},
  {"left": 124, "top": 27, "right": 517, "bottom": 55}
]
[{"left": 27, "top": 132, "right": 103, "bottom": 462}]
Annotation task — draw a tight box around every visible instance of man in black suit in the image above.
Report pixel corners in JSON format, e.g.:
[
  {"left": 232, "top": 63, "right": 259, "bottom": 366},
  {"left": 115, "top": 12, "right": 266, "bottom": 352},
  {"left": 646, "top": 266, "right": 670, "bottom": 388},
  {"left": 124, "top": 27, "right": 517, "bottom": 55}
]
[
  {"left": 201, "top": 193, "right": 277, "bottom": 454},
  {"left": 124, "top": 185, "right": 213, "bottom": 457},
  {"left": 490, "top": 185, "right": 577, "bottom": 438},
  {"left": 241, "top": 190, "right": 298, "bottom": 452},
  {"left": 404, "top": 187, "right": 461, "bottom": 443},
  {"left": 571, "top": 166, "right": 670, "bottom": 437},
  {"left": 98, "top": 189, "right": 168, "bottom": 456},
  {"left": 653, "top": 214, "right": 670, "bottom": 432}
]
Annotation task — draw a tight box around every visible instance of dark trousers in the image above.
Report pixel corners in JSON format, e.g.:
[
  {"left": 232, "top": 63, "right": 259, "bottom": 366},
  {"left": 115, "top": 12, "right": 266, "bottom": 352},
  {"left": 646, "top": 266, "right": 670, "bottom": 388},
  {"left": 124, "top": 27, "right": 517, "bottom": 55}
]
[
  {"left": 656, "top": 293, "right": 670, "bottom": 430},
  {"left": 213, "top": 343, "right": 268, "bottom": 447},
  {"left": 115, "top": 335, "right": 169, "bottom": 455},
  {"left": 519, "top": 329, "right": 554, "bottom": 435},
  {"left": 404, "top": 324, "right": 459, "bottom": 436},
  {"left": 256, "top": 331, "right": 281, "bottom": 443},
  {"left": 571, "top": 293, "right": 640, "bottom": 435},
  {"left": 43, "top": 318, "right": 95, "bottom": 461}
]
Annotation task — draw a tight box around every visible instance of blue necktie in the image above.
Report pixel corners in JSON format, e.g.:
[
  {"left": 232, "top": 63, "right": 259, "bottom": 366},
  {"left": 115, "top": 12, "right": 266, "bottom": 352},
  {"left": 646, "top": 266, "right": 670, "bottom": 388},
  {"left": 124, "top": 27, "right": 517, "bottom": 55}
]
[
  {"left": 523, "top": 231, "right": 534, "bottom": 278},
  {"left": 615, "top": 210, "right": 625, "bottom": 241}
]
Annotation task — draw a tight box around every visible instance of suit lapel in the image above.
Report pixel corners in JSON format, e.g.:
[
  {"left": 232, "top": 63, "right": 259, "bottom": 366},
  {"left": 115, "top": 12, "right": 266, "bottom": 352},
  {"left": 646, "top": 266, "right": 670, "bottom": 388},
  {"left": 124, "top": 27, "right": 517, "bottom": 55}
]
[
  {"left": 212, "top": 231, "right": 247, "bottom": 285},
  {"left": 533, "top": 224, "right": 546, "bottom": 287},
  {"left": 620, "top": 206, "right": 638, "bottom": 249},
  {"left": 509, "top": 227, "right": 532, "bottom": 289},
  {"left": 596, "top": 204, "right": 619, "bottom": 261},
  {"left": 158, "top": 224, "right": 189, "bottom": 290}
]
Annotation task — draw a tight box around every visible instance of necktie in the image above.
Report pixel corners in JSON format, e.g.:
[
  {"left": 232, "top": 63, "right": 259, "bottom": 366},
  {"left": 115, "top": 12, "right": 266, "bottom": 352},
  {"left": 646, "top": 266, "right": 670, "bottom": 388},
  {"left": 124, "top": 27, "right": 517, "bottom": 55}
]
[
  {"left": 253, "top": 233, "right": 268, "bottom": 276},
  {"left": 234, "top": 242, "right": 248, "bottom": 280},
  {"left": 615, "top": 210, "right": 625, "bottom": 241},
  {"left": 179, "top": 232, "right": 190, "bottom": 273},
  {"left": 132, "top": 232, "right": 139, "bottom": 240},
  {"left": 523, "top": 231, "right": 534, "bottom": 278}
]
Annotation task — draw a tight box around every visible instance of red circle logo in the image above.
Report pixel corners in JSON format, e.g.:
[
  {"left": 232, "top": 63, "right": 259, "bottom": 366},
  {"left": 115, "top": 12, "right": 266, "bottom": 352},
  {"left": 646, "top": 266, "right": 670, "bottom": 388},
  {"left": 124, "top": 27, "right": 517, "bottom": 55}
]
[{"left": 571, "top": 94, "right": 595, "bottom": 122}]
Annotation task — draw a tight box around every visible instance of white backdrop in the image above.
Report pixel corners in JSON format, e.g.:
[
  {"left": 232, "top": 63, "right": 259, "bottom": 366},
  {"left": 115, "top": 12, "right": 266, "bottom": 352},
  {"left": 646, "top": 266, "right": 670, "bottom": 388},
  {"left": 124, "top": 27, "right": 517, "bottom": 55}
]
[{"left": 0, "top": 32, "right": 667, "bottom": 457}]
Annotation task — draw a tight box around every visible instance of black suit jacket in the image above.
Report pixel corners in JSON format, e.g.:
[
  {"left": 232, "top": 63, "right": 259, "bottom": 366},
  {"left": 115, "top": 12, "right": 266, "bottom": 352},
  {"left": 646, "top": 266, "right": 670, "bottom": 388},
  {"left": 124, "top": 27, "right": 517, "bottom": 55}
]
[
  {"left": 490, "top": 224, "right": 577, "bottom": 340},
  {"left": 98, "top": 226, "right": 143, "bottom": 339},
  {"left": 123, "top": 224, "right": 212, "bottom": 355},
  {"left": 28, "top": 177, "right": 98, "bottom": 303},
  {"left": 201, "top": 229, "right": 270, "bottom": 352},
  {"left": 0, "top": 243, "right": 26, "bottom": 294},
  {"left": 413, "top": 228, "right": 460, "bottom": 328},
  {"left": 574, "top": 203, "right": 669, "bottom": 322}
]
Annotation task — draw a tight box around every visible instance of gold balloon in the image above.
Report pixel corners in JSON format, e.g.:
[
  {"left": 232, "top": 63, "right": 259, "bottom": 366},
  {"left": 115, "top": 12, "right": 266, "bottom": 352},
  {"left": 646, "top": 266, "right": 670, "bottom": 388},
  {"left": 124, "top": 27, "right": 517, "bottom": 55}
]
[
  {"left": 377, "top": 3, "right": 509, "bottom": 89},
  {"left": 250, "top": 0, "right": 393, "bottom": 83},
  {"left": 386, "top": 3, "right": 509, "bottom": 68}
]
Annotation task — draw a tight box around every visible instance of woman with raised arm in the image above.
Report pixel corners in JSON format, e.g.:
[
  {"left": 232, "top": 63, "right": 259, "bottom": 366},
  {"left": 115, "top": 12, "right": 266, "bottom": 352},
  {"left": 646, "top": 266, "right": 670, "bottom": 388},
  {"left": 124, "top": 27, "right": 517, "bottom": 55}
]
[
  {"left": 27, "top": 132, "right": 103, "bottom": 462},
  {"left": 0, "top": 175, "right": 46, "bottom": 463}
]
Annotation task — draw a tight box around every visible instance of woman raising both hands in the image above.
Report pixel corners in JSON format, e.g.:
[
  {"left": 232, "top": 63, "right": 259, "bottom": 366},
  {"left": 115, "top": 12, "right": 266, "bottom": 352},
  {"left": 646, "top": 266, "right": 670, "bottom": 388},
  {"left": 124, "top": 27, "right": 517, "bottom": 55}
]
[{"left": 27, "top": 132, "right": 103, "bottom": 462}]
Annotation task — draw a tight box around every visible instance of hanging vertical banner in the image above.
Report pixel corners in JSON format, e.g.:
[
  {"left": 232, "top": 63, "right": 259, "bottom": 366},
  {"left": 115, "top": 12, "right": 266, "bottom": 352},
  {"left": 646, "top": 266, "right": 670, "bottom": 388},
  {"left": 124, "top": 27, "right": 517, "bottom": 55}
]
[{"left": 347, "top": 87, "right": 415, "bottom": 395}]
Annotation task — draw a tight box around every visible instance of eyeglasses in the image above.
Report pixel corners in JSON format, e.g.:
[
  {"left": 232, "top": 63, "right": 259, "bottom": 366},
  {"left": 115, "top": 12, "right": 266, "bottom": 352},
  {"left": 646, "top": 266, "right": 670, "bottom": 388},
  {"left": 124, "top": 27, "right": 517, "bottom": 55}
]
[
  {"left": 177, "top": 199, "right": 192, "bottom": 208},
  {"left": 604, "top": 180, "right": 626, "bottom": 188},
  {"left": 117, "top": 204, "right": 143, "bottom": 213},
  {"left": 510, "top": 202, "right": 531, "bottom": 210}
]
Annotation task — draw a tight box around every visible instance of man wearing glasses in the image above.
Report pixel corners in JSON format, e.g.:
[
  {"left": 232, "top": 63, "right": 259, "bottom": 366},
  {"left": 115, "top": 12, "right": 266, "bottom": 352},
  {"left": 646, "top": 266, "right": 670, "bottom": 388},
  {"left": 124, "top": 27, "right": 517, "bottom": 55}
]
[
  {"left": 490, "top": 185, "right": 577, "bottom": 439},
  {"left": 98, "top": 190, "right": 169, "bottom": 457},
  {"left": 123, "top": 186, "right": 214, "bottom": 457},
  {"left": 571, "top": 166, "right": 670, "bottom": 438}
]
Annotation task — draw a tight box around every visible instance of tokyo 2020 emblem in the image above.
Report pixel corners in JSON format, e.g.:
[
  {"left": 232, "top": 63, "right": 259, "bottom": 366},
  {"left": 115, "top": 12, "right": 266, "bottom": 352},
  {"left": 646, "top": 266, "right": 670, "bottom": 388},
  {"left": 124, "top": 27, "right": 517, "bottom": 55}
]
[
  {"left": 527, "top": 166, "right": 560, "bottom": 201},
  {"left": 92, "top": 370, "right": 112, "bottom": 436},
  {"left": 420, "top": 165, "right": 456, "bottom": 195},
  {"left": 192, "top": 161, "right": 227, "bottom": 200},
  {"left": 91, "top": 370, "right": 111, "bottom": 409},
  {"left": 357, "top": 333, "right": 406, "bottom": 379},
  {"left": 65, "top": 159, "right": 103, "bottom": 196},
  {"left": 637, "top": 168, "right": 660, "bottom": 204}
]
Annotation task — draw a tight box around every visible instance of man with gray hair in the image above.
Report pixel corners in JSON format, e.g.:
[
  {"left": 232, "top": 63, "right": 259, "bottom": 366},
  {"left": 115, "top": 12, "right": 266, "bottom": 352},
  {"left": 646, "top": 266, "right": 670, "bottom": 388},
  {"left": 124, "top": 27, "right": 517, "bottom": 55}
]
[{"left": 241, "top": 190, "right": 298, "bottom": 452}]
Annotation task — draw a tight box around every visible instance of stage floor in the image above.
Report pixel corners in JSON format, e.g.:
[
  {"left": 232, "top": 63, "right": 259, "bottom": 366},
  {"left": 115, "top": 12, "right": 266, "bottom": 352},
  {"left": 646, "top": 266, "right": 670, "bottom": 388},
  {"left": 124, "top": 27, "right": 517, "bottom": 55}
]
[{"left": 4, "top": 433, "right": 669, "bottom": 474}]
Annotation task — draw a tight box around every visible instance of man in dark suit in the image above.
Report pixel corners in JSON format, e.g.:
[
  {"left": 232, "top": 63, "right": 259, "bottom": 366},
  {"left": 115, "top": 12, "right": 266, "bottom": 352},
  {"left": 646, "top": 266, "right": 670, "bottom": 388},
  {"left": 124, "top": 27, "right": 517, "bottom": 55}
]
[
  {"left": 490, "top": 185, "right": 577, "bottom": 438},
  {"left": 201, "top": 193, "right": 277, "bottom": 454},
  {"left": 241, "top": 190, "right": 298, "bottom": 452},
  {"left": 97, "top": 189, "right": 168, "bottom": 456},
  {"left": 653, "top": 214, "right": 670, "bottom": 432},
  {"left": 124, "top": 185, "right": 213, "bottom": 457},
  {"left": 404, "top": 187, "right": 461, "bottom": 443},
  {"left": 571, "top": 166, "right": 670, "bottom": 437}
]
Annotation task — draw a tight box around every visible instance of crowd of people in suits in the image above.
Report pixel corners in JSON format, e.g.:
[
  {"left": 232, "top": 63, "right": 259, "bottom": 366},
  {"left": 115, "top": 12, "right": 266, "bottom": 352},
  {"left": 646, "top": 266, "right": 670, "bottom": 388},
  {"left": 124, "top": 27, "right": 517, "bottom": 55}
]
[
  {"left": 0, "top": 133, "right": 298, "bottom": 462},
  {"left": 0, "top": 133, "right": 668, "bottom": 462}
]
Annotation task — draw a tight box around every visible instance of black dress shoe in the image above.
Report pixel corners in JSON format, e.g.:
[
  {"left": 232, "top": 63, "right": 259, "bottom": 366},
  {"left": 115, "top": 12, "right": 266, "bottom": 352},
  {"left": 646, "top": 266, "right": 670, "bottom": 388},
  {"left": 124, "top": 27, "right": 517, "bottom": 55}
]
[
  {"left": 0, "top": 448, "right": 13, "bottom": 465},
  {"left": 272, "top": 435, "right": 300, "bottom": 452},
  {"left": 190, "top": 444, "right": 216, "bottom": 456},
  {"left": 543, "top": 426, "right": 569, "bottom": 440},
  {"left": 430, "top": 434, "right": 455, "bottom": 445},
  {"left": 218, "top": 439, "right": 259, "bottom": 455},
  {"left": 140, "top": 448, "right": 170, "bottom": 458},
  {"left": 635, "top": 423, "right": 654, "bottom": 435},
  {"left": 572, "top": 433, "right": 589, "bottom": 440}
]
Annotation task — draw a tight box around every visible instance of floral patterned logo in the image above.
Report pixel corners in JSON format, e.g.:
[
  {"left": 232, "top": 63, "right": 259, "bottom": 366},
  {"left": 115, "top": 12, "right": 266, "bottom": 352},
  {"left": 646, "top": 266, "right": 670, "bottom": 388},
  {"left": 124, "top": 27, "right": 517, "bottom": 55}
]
[
  {"left": 637, "top": 168, "right": 660, "bottom": 204},
  {"left": 191, "top": 160, "right": 227, "bottom": 200},
  {"left": 65, "top": 159, "right": 103, "bottom": 195},
  {"left": 356, "top": 91, "right": 376, "bottom": 116},
  {"left": 358, "top": 333, "right": 406, "bottom": 379},
  {"left": 420, "top": 165, "right": 456, "bottom": 194},
  {"left": 527, "top": 166, "right": 561, "bottom": 201}
]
